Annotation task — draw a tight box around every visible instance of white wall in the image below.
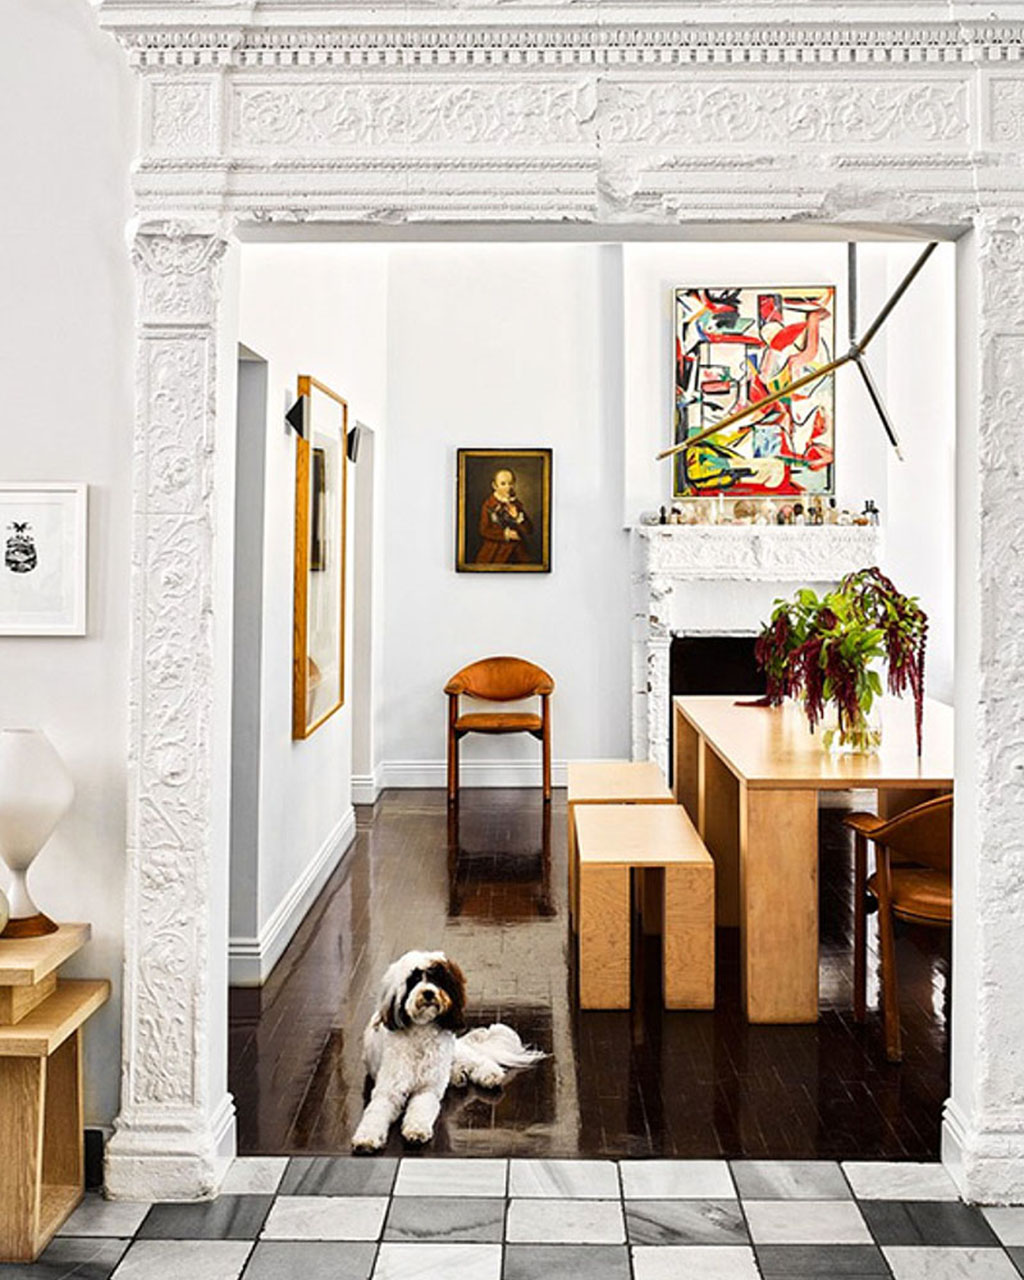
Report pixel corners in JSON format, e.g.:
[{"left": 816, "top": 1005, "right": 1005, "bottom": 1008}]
[
  {"left": 0, "top": 0, "right": 136, "bottom": 1128},
  {"left": 232, "top": 245, "right": 388, "bottom": 982},
  {"left": 381, "top": 243, "right": 633, "bottom": 782}
]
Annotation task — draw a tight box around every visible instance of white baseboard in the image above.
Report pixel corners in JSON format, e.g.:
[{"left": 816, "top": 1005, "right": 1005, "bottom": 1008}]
[
  {"left": 228, "top": 807, "right": 356, "bottom": 987},
  {"left": 381, "top": 759, "right": 568, "bottom": 790},
  {"left": 352, "top": 767, "right": 383, "bottom": 805}
]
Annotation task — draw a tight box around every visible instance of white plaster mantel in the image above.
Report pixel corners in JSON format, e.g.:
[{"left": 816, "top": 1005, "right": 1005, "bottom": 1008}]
[{"left": 631, "top": 524, "right": 881, "bottom": 774}]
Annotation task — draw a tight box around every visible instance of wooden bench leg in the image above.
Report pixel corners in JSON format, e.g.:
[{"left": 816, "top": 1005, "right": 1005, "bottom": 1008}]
[
  {"left": 663, "top": 861, "right": 715, "bottom": 1009},
  {"left": 578, "top": 864, "right": 630, "bottom": 1008},
  {"left": 567, "top": 803, "right": 578, "bottom": 932}
]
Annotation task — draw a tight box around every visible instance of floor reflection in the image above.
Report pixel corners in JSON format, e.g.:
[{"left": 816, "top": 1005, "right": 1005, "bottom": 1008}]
[{"left": 229, "top": 789, "right": 949, "bottom": 1158}]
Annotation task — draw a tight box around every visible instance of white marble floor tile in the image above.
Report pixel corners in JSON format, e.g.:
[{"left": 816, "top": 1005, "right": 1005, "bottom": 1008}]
[
  {"left": 632, "top": 1245, "right": 761, "bottom": 1279},
  {"left": 261, "top": 1196, "right": 388, "bottom": 1240},
  {"left": 509, "top": 1159, "right": 620, "bottom": 1198},
  {"left": 731, "top": 1161, "right": 850, "bottom": 1200},
  {"left": 883, "top": 1245, "right": 1021, "bottom": 1278},
  {"left": 372, "top": 1242, "right": 502, "bottom": 1280},
  {"left": 219, "top": 1157, "right": 289, "bottom": 1196},
  {"left": 620, "top": 1161, "right": 734, "bottom": 1200},
  {"left": 393, "top": 1159, "right": 507, "bottom": 1198},
  {"left": 57, "top": 1194, "right": 152, "bottom": 1238},
  {"left": 506, "top": 1198, "right": 625, "bottom": 1245},
  {"left": 743, "top": 1199, "right": 872, "bottom": 1244},
  {"left": 843, "top": 1162, "right": 962, "bottom": 1201},
  {"left": 981, "top": 1208, "right": 1024, "bottom": 1246},
  {"left": 111, "top": 1240, "right": 252, "bottom": 1280}
]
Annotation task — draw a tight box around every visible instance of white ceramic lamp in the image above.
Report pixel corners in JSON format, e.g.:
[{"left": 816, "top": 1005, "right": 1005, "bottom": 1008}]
[{"left": 0, "top": 729, "right": 74, "bottom": 938}]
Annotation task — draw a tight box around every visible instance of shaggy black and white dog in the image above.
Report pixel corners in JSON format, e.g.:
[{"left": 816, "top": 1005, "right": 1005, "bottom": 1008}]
[{"left": 352, "top": 949, "right": 544, "bottom": 1151}]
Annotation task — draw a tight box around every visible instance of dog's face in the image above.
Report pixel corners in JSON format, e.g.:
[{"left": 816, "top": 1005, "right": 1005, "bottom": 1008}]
[{"left": 378, "top": 950, "right": 466, "bottom": 1032}]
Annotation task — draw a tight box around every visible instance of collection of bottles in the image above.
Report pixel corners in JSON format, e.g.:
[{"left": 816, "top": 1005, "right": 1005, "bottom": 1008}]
[{"left": 648, "top": 497, "right": 881, "bottom": 527}]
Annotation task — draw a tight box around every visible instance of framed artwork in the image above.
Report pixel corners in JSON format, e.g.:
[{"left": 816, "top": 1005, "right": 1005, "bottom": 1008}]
[
  {"left": 0, "top": 483, "right": 87, "bottom": 636},
  {"left": 673, "top": 285, "right": 836, "bottom": 498},
  {"left": 292, "top": 376, "right": 347, "bottom": 739},
  {"left": 456, "top": 448, "right": 552, "bottom": 573}
]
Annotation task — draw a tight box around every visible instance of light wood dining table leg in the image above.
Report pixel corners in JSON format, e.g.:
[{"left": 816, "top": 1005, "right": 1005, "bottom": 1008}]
[{"left": 740, "top": 786, "right": 819, "bottom": 1023}]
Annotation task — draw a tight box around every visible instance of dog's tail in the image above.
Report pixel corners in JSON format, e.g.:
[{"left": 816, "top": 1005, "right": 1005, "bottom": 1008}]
[{"left": 456, "top": 1023, "right": 546, "bottom": 1069}]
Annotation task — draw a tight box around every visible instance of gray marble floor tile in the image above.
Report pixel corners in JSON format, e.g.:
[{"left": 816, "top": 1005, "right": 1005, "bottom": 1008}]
[
  {"left": 220, "top": 1158, "right": 289, "bottom": 1196},
  {"left": 280, "top": 1157, "right": 398, "bottom": 1197},
  {"left": 744, "top": 1200, "right": 872, "bottom": 1244},
  {"left": 503, "top": 1244, "right": 630, "bottom": 1279},
  {"left": 57, "top": 1196, "right": 152, "bottom": 1238},
  {"left": 731, "top": 1161, "right": 851, "bottom": 1200},
  {"left": 631, "top": 1244, "right": 761, "bottom": 1279},
  {"left": 625, "top": 1199, "right": 748, "bottom": 1247},
  {"left": 393, "top": 1159, "right": 507, "bottom": 1198},
  {"left": 111, "top": 1240, "right": 252, "bottom": 1280},
  {"left": 261, "top": 1196, "right": 389, "bottom": 1240},
  {"left": 843, "top": 1163, "right": 961, "bottom": 1202},
  {"left": 383, "top": 1196, "right": 504, "bottom": 1242},
  {"left": 372, "top": 1242, "right": 502, "bottom": 1280},
  {"left": 137, "top": 1196, "right": 273, "bottom": 1241},
  {"left": 242, "top": 1241, "right": 377, "bottom": 1280},
  {"left": 883, "top": 1245, "right": 1022, "bottom": 1279},
  {"left": 862, "top": 1201, "right": 1001, "bottom": 1247},
  {"left": 620, "top": 1160, "right": 734, "bottom": 1200},
  {"left": 983, "top": 1209, "right": 1024, "bottom": 1247},
  {"left": 756, "top": 1244, "right": 892, "bottom": 1275},
  {"left": 0, "top": 1237, "right": 128, "bottom": 1280},
  {"left": 1006, "top": 1245, "right": 1024, "bottom": 1276},
  {"left": 506, "top": 1199, "right": 625, "bottom": 1245},
  {"left": 509, "top": 1159, "right": 620, "bottom": 1199}
]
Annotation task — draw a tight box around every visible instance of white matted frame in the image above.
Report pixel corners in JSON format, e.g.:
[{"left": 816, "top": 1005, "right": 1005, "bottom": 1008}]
[{"left": 0, "top": 482, "right": 87, "bottom": 636}]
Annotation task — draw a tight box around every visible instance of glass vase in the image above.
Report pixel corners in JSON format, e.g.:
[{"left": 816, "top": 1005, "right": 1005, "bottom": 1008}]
[{"left": 821, "top": 701, "right": 882, "bottom": 755}]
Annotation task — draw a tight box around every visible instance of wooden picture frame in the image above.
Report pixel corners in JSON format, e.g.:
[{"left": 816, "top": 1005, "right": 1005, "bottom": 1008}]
[
  {"left": 292, "top": 376, "right": 348, "bottom": 739},
  {"left": 456, "top": 448, "right": 552, "bottom": 573},
  {"left": 0, "top": 482, "right": 87, "bottom": 636}
]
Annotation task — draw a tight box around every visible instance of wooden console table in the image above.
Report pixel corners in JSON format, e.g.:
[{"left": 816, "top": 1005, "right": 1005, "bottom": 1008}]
[
  {"left": 0, "top": 925, "right": 110, "bottom": 1262},
  {"left": 673, "top": 695, "right": 953, "bottom": 1024}
]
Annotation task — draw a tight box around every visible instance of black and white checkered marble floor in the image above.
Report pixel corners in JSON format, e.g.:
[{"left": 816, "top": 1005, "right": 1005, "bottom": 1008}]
[{"left": 7, "top": 1159, "right": 1024, "bottom": 1279}]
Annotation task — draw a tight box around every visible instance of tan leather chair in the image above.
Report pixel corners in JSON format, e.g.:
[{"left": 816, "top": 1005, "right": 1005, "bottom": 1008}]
[
  {"left": 845, "top": 793, "right": 952, "bottom": 1062},
  {"left": 445, "top": 657, "right": 554, "bottom": 803}
]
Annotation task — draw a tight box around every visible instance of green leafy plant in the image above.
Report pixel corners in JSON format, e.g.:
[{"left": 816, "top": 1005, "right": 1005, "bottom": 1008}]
[{"left": 754, "top": 566, "right": 928, "bottom": 754}]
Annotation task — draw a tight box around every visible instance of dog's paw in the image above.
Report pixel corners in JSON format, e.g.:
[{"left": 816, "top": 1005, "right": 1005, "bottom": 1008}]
[
  {"left": 352, "top": 1124, "right": 388, "bottom": 1153},
  {"left": 471, "top": 1066, "right": 506, "bottom": 1090},
  {"left": 450, "top": 1064, "right": 470, "bottom": 1088},
  {"left": 401, "top": 1122, "right": 435, "bottom": 1146}
]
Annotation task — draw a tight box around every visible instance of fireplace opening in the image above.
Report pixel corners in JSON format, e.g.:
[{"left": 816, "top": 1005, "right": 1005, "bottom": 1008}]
[{"left": 668, "top": 634, "right": 766, "bottom": 784}]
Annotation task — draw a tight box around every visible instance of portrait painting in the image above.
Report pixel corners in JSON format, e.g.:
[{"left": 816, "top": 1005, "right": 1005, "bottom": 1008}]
[
  {"left": 456, "top": 449, "right": 552, "bottom": 573},
  {"left": 673, "top": 285, "right": 836, "bottom": 498}
]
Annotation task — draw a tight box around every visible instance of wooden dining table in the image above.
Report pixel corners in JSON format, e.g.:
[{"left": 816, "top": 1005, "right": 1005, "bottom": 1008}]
[{"left": 673, "top": 694, "right": 954, "bottom": 1024}]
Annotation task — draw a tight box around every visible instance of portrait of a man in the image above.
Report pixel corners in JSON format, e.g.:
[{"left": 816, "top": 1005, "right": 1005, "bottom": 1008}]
[{"left": 456, "top": 449, "right": 552, "bottom": 573}]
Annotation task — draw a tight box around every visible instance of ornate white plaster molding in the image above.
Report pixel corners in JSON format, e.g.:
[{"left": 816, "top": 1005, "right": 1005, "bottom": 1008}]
[
  {"left": 105, "top": 219, "right": 236, "bottom": 1201},
  {"left": 631, "top": 526, "right": 881, "bottom": 775}
]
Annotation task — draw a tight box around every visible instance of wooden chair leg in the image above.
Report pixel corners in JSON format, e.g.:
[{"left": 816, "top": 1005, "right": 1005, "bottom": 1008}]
[
  {"left": 447, "top": 729, "right": 459, "bottom": 803},
  {"left": 874, "top": 845, "right": 903, "bottom": 1062},
  {"left": 541, "top": 698, "right": 551, "bottom": 802},
  {"left": 853, "top": 831, "right": 867, "bottom": 1022}
]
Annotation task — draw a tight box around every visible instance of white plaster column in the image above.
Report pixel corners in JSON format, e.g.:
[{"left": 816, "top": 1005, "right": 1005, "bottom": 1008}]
[
  {"left": 943, "top": 210, "right": 1024, "bottom": 1204},
  {"left": 105, "top": 220, "right": 237, "bottom": 1200}
]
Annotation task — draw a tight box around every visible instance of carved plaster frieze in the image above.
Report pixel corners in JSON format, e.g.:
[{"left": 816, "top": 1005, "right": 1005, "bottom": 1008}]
[
  {"left": 146, "top": 79, "right": 219, "bottom": 155},
  {"left": 232, "top": 79, "right": 598, "bottom": 149},
  {"left": 633, "top": 525, "right": 881, "bottom": 582},
  {"left": 599, "top": 79, "right": 969, "bottom": 150}
]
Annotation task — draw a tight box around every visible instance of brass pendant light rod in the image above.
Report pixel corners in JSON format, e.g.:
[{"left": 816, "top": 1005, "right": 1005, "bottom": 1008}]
[{"left": 656, "top": 241, "right": 938, "bottom": 464}]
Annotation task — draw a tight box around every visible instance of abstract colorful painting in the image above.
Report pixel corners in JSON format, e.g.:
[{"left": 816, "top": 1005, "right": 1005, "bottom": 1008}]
[{"left": 673, "top": 285, "right": 836, "bottom": 498}]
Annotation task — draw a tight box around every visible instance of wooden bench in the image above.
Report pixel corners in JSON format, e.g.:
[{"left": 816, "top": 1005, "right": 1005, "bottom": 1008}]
[
  {"left": 0, "top": 925, "right": 110, "bottom": 1262},
  {"left": 567, "top": 760, "right": 674, "bottom": 930},
  {"left": 575, "top": 804, "right": 715, "bottom": 1010}
]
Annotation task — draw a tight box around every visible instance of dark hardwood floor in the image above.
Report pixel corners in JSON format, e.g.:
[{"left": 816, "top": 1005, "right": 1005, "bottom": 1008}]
[{"left": 228, "top": 788, "right": 949, "bottom": 1159}]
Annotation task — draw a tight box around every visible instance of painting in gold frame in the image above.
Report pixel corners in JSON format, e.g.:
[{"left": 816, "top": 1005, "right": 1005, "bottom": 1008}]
[
  {"left": 456, "top": 448, "right": 552, "bottom": 573},
  {"left": 292, "top": 375, "right": 348, "bottom": 739}
]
